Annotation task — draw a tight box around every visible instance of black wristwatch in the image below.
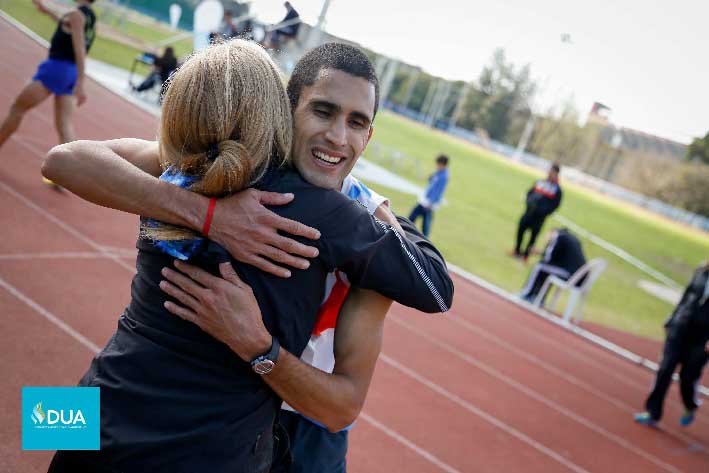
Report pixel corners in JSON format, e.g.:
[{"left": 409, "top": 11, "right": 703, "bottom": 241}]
[{"left": 250, "top": 336, "right": 280, "bottom": 375}]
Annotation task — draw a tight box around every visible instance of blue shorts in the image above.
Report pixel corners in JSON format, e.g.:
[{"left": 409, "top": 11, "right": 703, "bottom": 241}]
[
  {"left": 280, "top": 410, "right": 348, "bottom": 473},
  {"left": 32, "top": 59, "right": 77, "bottom": 95}
]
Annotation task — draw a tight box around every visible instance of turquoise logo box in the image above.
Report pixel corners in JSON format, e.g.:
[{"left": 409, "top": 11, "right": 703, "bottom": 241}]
[{"left": 22, "top": 387, "right": 100, "bottom": 450}]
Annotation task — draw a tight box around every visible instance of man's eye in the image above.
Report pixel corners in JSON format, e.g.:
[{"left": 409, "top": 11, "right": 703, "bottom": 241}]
[
  {"left": 313, "top": 109, "right": 331, "bottom": 118},
  {"left": 349, "top": 120, "right": 366, "bottom": 129}
]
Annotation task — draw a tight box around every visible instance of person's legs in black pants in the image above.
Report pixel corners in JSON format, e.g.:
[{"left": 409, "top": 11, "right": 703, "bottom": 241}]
[
  {"left": 644, "top": 336, "right": 683, "bottom": 421},
  {"left": 135, "top": 72, "right": 160, "bottom": 92},
  {"left": 519, "top": 263, "right": 550, "bottom": 302},
  {"left": 421, "top": 208, "right": 433, "bottom": 237},
  {"left": 514, "top": 212, "right": 532, "bottom": 256},
  {"left": 409, "top": 204, "right": 426, "bottom": 233},
  {"left": 523, "top": 216, "right": 545, "bottom": 257},
  {"left": 679, "top": 344, "right": 708, "bottom": 413}
]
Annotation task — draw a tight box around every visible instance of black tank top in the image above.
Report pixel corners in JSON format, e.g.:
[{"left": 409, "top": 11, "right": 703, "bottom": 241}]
[{"left": 48, "top": 5, "right": 96, "bottom": 62}]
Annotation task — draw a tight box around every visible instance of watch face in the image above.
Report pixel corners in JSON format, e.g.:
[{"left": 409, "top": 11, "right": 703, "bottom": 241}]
[{"left": 253, "top": 359, "right": 275, "bottom": 375}]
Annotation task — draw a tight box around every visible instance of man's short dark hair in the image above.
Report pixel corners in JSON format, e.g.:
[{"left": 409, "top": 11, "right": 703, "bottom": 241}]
[
  {"left": 551, "top": 163, "right": 560, "bottom": 173},
  {"left": 287, "top": 43, "right": 379, "bottom": 118},
  {"left": 436, "top": 154, "right": 449, "bottom": 166}
]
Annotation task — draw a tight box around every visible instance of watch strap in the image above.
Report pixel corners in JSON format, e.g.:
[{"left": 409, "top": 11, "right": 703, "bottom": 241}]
[{"left": 250, "top": 336, "right": 280, "bottom": 370}]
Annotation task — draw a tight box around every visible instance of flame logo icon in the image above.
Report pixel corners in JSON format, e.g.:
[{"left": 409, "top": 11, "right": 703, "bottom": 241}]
[{"left": 31, "top": 402, "right": 45, "bottom": 425}]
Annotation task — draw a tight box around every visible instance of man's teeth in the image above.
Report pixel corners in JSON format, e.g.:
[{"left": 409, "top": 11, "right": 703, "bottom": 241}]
[{"left": 314, "top": 151, "right": 343, "bottom": 164}]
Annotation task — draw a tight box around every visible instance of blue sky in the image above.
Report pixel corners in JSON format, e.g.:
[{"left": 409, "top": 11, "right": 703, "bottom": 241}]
[{"left": 251, "top": 0, "right": 708, "bottom": 143}]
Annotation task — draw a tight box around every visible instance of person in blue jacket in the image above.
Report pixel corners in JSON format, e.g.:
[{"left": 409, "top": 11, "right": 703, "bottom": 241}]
[{"left": 408, "top": 154, "right": 450, "bottom": 237}]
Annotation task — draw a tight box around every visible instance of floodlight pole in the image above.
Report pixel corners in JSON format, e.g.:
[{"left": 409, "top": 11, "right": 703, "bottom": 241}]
[
  {"left": 428, "top": 80, "right": 451, "bottom": 126},
  {"left": 379, "top": 59, "right": 399, "bottom": 105},
  {"left": 402, "top": 72, "right": 419, "bottom": 109},
  {"left": 315, "top": 0, "right": 333, "bottom": 30},
  {"left": 306, "top": 0, "right": 333, "bottom": 49},
  {"left": 450, "top": 81, "right": 472, "bottom": 128},
  {"left": 420, "top": 79, "right": 439, "bottom": 120},
  {"left": 514, "top": 35, "right": 572, "bottom": 160}
]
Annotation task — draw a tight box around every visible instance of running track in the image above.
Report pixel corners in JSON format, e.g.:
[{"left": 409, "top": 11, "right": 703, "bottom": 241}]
[{"left": 1, "top": 17, "right": 708, "bottom": 473}]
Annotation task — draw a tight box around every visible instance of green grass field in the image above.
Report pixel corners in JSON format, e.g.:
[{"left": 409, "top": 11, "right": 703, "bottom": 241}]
[
  {"left": 363, "top": 112, "right": 709, "bottom": 339},
  {"left": 4, "top": 2, "right": 708, "bottom": 340}
]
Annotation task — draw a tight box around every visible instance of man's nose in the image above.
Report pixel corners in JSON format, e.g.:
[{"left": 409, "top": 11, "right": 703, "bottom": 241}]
[{"left": 324, "top": 118, "right": 347, "bottom": 147}]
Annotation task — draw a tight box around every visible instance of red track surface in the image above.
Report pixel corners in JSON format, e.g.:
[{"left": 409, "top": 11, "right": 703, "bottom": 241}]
[{"left": 1, "top": 17, "right": 708, "bottom": 473}]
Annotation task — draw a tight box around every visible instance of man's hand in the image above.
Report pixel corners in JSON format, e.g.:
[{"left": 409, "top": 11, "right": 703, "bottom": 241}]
[
  {"left": 74, "top": 81, "right": 87, "bottom": 106},
  {"left": 159, "top": 260, "right": 272, "bottom": 362},
  {"left": 210, "top": 189, "right": 321, "bottom": 278}
]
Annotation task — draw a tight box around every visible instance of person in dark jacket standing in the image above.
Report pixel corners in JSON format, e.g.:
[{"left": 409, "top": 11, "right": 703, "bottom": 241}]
[
  {"left": 0, "top": 0, "right": 96, "bottom": 155},
  {"left": 513, "top": 163, "right": 562, "bottom": 261},
  {"left": 519, "top": 228, "right": 585, "bottom": 303},
  {"left": 635, "top": 261, "right": 709, "bottom": 427}
]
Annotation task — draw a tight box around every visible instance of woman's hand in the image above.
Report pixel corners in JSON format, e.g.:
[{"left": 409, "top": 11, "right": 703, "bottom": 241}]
[{"left": 210, "top": 189, "right": 321, "bottom": 278}]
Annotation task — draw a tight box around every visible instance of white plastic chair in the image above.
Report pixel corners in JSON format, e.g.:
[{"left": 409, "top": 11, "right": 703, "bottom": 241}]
[{"left": 533, "top": 258, "right": 607, "bottom": 324}]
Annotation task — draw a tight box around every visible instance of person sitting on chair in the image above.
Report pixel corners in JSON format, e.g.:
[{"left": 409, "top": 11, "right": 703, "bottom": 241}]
[
  {"left": 520, "top": 227, "right": 586, "bottom": 304},
  {"left": 267, "top": 1, "right": 300, "bottom": 49},
  {"left": 133, "top": 47, "right": 178, "bottom": 93}
]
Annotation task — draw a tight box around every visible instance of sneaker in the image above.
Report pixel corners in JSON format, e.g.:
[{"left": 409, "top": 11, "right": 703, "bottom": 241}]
[
  {"left": 634, "top": 412, "right": 657, "bottom": 426},
  {"left": 680, "top": 409, "right": 695, "bottom": 427}
]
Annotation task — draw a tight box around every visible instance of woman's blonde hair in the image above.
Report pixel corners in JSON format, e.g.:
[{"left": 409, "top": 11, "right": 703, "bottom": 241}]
[{"left": 145, "top": 39, "right": 292, "bottom": 241}]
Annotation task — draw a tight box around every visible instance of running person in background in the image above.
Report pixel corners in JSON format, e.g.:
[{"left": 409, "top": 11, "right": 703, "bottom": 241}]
[
  {"left": 0, "top": 0, "right": 96, "bottom": 168},
  {"left": 635, "top": 261, "right": 709, "bottom": 427},
  {"left": 513, "top": 163, "right": 562, "bottom": 261},
  {"left": 519, "top": 227, "right": 585, "bottom": 304},
  {"left": 408, "top": 154, "right": 450, "bottom": 237}
]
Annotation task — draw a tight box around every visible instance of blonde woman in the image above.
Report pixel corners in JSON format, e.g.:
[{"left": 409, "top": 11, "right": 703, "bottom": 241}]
[{"left": 47, "top": 40, "right": 451, "bottom": 473}]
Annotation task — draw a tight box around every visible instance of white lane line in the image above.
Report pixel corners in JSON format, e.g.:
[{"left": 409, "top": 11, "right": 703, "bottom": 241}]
[
  {"left": 0, "top": 251, "right": 135, "bottom": 261},
  {"left": 0, "top": 170, "right": 469, "bottom": 470},
  {"left": 387, "top": 321, "right": 683, "bottom": 473},
  {"left": 447, "top": 264, "right": 709, "bottom": 399},
  {"left": 396, "top": 315, "right": 707, "bottom": 452},
  {"left": 8, "top": 133, "right": 51, "bottom": 160},
  {"left": 0, "top": 181, "right": 136, "bottom": 274},
  {"left": 554, "top": 214, "right": 682, "bottom": 290},
  {"left": 359, "top": 413, "right": 462, "bottom": 473},
  {"left": 380, "top": 354, "right": 591, "bottom": 473},
  {"left": 449, "top": 311, "right": 709, "bottom": 430},
  {"left": 0, "top": 275, "right": 101, "bottom": 354}
]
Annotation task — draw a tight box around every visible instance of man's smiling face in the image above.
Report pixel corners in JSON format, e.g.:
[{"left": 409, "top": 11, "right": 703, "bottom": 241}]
[{"left": 291, "top": 68, "right": 375, "bottom": 190}]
